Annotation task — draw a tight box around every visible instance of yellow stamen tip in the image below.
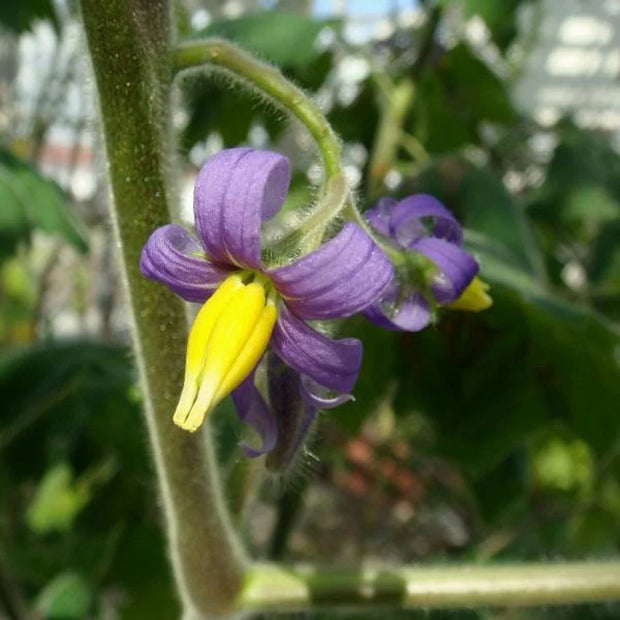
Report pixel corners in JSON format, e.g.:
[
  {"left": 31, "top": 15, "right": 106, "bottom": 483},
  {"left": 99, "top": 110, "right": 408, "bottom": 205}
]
[
  {"left": 172, "top": 273, "right": 277, "bottom": 432},
  {"left": 449, "top": 277, "right": 493, "bottom": 312}
]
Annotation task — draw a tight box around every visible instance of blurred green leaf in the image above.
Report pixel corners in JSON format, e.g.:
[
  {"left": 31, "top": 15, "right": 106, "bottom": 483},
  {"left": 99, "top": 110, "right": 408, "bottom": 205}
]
[
  {"left": 27, "top": 463, "right": 91, "bottom": 534},
  {"left": 528, "top": 123, "right": 620, "bottom": 232},
  {"left": 531, "top": 436, "right": 594, "bottom": 495},
  {"left": 197, "top": 12, "right": 338, "bottom": 67},
  {"left": 0, "top": 0, "right": 58, "bottom": 33},
  {"left": 27, "top": 459, "right": 116, "bottom": 534},
  {"left": 412, "top": 44, "right": 515, "bottom": 154},
  {"left": 589, "top": 220, "right": 620, "bottom": 287},
  {"left": 0, "top": 147, "right": 88, "bottom": 261},
  {"left": 568, "top": 506, "right": 619, "bottom": 552},
  {"left": 463, "top": 0, "right": 533, "bottom": 51},
  {"left": 0, "top": 341, "right": 180, "bottom": 616},
  {"left": 460, "top": 166, "right": 545, "bottom": 278},
  {"left": 0, "top": 342, "right": 133, "bottom": 476},
  {"left": 180, "top": 13, "right": 338, "bottom": 151},
  {"left": 330, "top": 79, "right": 380, "bottom": 150},
  {"left": 35, "top": 572, "right": 92, "bottom": 619},
  {"left": 438, "top": 0, "right": 535, "bottom": 51}
]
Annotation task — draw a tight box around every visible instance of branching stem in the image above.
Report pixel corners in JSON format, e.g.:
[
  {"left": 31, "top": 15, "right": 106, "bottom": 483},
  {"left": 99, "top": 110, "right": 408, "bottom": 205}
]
[{"left": 241, "top": 561, "right": 620, "bottom": 612}]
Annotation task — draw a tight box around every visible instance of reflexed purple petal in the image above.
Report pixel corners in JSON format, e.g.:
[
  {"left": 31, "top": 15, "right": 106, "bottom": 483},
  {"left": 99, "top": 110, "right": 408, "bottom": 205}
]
[
  {"left": 270, "top": 223, "right": 394, "bottom": 319},
  {"left": 365, "top": 197, "right": 398, "bottom": 236},
  {"left": 363, "top": 280, "right": 432, "bottom": 331},
  {"left": 300, "top": 375, "right": 353, "bottom": 409},
  {"left": 266, "top": 354, "right": 319, "bottom": 471},
  {"left": 231, "top": 371, "right": 277, "bottom": 458},
  {"left": 390, "top": 194, "right": 463, "bottom": 247},
  {"left": 139, "top": 224, "right": 231, "bottom": 303},
  {"left": 413, "top": 237, "right": 479, "bottom": 303},
  {"left": 194, "top": 148, "right": 291, "bottom": 269},
  {"left": 365, "top": 293, "right": 431, "bottom": 331},
  {"left": 270, "top": 304, "right": 362, "bottom": 393}
]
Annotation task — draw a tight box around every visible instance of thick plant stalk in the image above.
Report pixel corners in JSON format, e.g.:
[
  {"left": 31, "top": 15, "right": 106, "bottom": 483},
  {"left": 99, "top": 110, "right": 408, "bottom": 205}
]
[
  {"left": 241, "top": 562, "right": 620, "bottom": 611},
  {"left": 79, "top": 1, "right": 245, "bottom": 617}
]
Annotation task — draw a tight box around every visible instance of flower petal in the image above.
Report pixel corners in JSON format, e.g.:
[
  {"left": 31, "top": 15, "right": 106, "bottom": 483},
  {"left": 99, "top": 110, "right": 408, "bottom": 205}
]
[
  {"left": 413, "top": 237, "right": 479, "bottom": 303},
  {"left": 193, "top": 148, "right": 291, "bottom": 269},
  {"left": 300, "top": 375, "right": 354, "bottom": 409},
  {"left": 365, "top": 290, "right": 431, "bottom": 331},
  {"left": 270, "top": 304, "right": 362, "bottom": 393},
  {"left": 231, "top": 371, "right": 277, "bottom": 458},
  {"left": 365, "top": 197, "right": 398, "bottom": 236},
  {"left": 140, "top": 224, "right": 231, "bottom": 302},
  {"left": 390, "top": 194, "right": 463, "bottom": 247},
  {"left": 270, "top": 223, "right": 394, "bottom": 319}
]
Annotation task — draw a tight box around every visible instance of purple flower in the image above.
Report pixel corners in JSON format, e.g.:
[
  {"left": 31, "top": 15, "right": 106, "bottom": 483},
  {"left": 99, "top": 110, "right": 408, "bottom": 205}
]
[
  {"left": 140, "top": 147, "right": 393, "bottom": 464},
  {"left": 364, "top": 194, "right": 483, "bottom": 331}
]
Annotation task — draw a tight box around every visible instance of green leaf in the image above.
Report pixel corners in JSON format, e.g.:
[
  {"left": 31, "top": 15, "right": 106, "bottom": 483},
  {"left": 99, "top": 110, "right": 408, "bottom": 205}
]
[
  {"left": 0, "top": 342, "right": 133, "bottom": 477},
  {"left": 0, "top": 147, "right": 88, "bottom": 260},
  {"left": 528, "top": 123, "right": 620, "bottom": 231},
  {"left": 470, "top": 232, "right": 620, "bottom": 455},
  {"left": 27, "top": 463, "right": 91, "bottom": 534},
  {"left": 197, "top": 12, "right": 339, "bottom": 67},
  {"left": 411, "top": 44, "right": 515, "bottom": 154},
  {"left": 27, "top": 459, "right": 116, "bottom": 534},
  {"left": 460, "top": 166, "right": 546, "bottom": 278},
  {"left": 438, "top": 0, "right": 535, "bottom": 51},
  {"left": 35, "top": 572, "right": 92, "bottom": 619},
  {"left": 0, "top": 0, "right": 59, "bottom": 33},
  {"left": 463, "top": 0, "right": 529, "bottom": 51}
]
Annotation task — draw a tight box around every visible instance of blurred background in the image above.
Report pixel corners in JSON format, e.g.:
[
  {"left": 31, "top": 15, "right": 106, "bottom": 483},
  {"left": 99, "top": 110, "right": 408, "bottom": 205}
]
[{"left": 1, "top": 0, "right": 620, "bottom": 618}]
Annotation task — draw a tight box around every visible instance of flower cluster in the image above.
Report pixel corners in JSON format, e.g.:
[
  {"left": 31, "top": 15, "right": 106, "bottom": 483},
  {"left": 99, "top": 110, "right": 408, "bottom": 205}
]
[
  {"left": 140, "top": 148, "right": 392, "bottom": 467},
  {"left": 363, "top": 194, "right": 491, "bottom": 331},
  {"left": 140, "top": 148, "right": 490, "bottom": 469}
]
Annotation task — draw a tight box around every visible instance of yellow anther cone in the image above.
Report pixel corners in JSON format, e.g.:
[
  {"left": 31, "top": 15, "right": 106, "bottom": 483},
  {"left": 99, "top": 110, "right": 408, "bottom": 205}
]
[
  {"left": 173, "top": 274, "right": 277, "bottom": 432},
  {"left": 212, "top": 297, "right": 277, "bottom": 405},
  {"left": 449, "top": 276, "right": 493, "bottom": 312},
  {"left": 173, "top": 274, "right": 244, "bottom": 425}
]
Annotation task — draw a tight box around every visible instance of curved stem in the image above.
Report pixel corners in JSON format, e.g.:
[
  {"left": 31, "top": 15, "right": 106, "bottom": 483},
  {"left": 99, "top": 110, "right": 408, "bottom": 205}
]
[
  {"left": 173, "top": 39, "right": 342, "bottom": 180},
  {"left": 172, "top": 39, "right": 357, "bottom": 251},
  {"left": 80, "top": 2, "right": 246, "bottom": 617},
  {"left": 241, "top": 561, "right": 620, "bottom": 612}
]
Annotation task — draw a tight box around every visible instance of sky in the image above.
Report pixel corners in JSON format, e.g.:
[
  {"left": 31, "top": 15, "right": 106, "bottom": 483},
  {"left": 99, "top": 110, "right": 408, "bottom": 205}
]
[{"left": 313, "top": 0, "right": 418, "bottom": 17}]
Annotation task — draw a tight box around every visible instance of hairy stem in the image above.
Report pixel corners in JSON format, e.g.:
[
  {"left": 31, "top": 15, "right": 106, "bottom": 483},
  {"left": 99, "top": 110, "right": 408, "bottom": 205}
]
[
  {"left": 173, "top": 39, "right": 354, "bottom": 249},
  {"left": 80, "top": 1, "right": 245, "bottom": 616},
  {"left": 241, "top": 561, "right": 620, "bottom": 612},
  {"left": 173, "top": 39, "right": 342, "bottom": 179}
]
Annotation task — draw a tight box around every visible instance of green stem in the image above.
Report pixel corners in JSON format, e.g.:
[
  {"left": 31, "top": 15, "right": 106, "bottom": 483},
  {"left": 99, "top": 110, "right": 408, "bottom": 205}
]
[
  {"left": 173, "top": 39, "right": 355, "bottom": 251},
  {"left": 241, "top": 561, "right": 620, "bottom": 612},
  {"left": 173, "top": 39, "right": 342, "bottom": 180},
  {"left": 80, "top": 2, "right": 245, "bottom": 617},
  {"left": 367, "top": 78, "right": 416, "bottom": 200},
  {"left": 366, "top": 5, "right": 441, "bottom": 201}
]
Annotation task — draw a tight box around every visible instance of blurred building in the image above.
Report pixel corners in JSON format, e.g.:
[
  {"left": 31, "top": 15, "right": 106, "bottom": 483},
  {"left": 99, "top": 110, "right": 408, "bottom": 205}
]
[{"left": 515, "top": 0, "right": 620, "bottom": 132}]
